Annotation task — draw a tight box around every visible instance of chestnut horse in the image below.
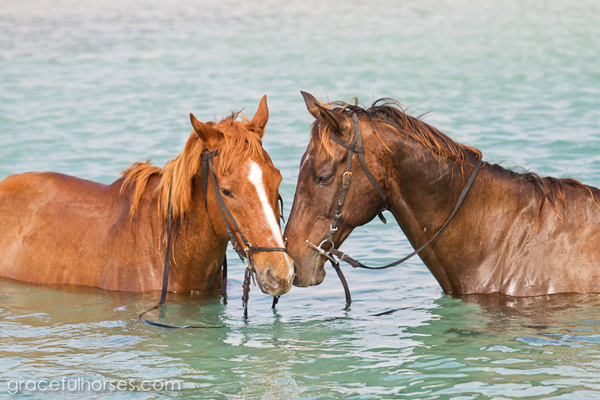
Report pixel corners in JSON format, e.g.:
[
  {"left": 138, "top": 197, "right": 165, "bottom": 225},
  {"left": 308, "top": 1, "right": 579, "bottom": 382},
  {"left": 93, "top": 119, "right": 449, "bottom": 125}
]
[
  {"left": 0, "top": 96, "right": 294, "bottom": 297},
  {"left": 285, "top": 92, "right": 600, "bottom": 296}
]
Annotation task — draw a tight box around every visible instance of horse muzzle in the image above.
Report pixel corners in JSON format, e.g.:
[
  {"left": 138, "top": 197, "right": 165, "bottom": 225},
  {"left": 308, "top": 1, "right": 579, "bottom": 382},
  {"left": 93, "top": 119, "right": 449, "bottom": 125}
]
[{"left": 254, "top": 253, "right": 295, "bottom": 296}]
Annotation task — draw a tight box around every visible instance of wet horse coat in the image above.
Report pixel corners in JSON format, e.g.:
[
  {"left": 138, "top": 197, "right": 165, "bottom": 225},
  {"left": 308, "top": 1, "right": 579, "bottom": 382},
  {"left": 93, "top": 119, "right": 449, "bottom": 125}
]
[
  {"left": 285, "top": 93, "right": 600, "bottom": 296},
  {"left": 0, "top": 96, "right": 294, "bottom": 296}
]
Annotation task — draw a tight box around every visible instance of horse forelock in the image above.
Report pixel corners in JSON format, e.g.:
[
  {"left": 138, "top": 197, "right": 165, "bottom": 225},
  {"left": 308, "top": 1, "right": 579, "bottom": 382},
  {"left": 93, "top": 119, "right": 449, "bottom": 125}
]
[{"left": 121, "top": 111, "right": 265, "bottom": 225}]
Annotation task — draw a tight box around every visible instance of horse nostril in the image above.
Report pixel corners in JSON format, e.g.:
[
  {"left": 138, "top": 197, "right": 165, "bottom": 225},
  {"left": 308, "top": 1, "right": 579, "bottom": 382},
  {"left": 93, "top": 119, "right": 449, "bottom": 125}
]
[
  {"left": 265, "top": 267, "right": 280, "bottom": 289},
  {"left": 261, "top": 264, "right": 293, "bottom": 295}
]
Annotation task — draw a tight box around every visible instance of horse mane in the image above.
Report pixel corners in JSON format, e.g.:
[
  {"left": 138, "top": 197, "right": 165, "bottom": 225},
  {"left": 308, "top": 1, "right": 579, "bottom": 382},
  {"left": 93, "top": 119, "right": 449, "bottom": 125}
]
[
  {"left": 487, "top": 165, "right": 598, "bottom": 240},
  {"left": 311, "top": 98, "right": 482, "bottom": 165},
  {"left": 120, "top": 111, "right": 265, "bottom": 224},
  {"left": 310, "top": 98, "right": 597, "bottom": 240}
]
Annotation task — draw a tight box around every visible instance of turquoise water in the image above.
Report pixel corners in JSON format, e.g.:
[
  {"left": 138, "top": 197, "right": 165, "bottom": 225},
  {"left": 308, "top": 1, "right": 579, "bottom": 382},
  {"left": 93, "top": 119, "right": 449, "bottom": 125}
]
[{"left": 1, "top": 0, "right": 600, "bottom": 398}]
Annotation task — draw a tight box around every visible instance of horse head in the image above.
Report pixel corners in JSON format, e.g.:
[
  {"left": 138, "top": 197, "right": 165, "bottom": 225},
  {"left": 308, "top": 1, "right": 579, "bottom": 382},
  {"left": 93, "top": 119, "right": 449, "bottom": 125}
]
[
  {"left": 190, "top": 96, "right": 294, "bottom": 296},
  {"left": 284, "top": 92, "right": 388, "bottom": 287}
]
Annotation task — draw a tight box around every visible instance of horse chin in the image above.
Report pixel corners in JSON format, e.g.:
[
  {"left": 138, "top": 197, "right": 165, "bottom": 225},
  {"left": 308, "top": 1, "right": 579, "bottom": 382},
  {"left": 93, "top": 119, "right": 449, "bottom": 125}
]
[
  {"left": 293, "top": 255, "right": 326, "bottom": 287},
  {"left": 255, "top": 275, "right": 292, "bottom": 297}
]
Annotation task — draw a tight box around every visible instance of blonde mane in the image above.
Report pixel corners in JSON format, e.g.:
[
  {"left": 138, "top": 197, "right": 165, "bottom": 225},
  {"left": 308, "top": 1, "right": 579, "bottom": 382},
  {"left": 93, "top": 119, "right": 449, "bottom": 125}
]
[{"left": 120, "top": 112, "right": 265, "bottom": 224}]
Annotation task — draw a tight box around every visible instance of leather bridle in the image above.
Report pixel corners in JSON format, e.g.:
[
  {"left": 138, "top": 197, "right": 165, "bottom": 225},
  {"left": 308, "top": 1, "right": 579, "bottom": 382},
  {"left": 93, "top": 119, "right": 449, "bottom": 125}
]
[
  {"left": 140, "top": 149, "right": 287, "bottom": 327},
  {"left": 201, "top": 150, "right": 288, "bottom": 316},
  {"left": 306, "top": 113, "right": 484, "bottom": 308}
]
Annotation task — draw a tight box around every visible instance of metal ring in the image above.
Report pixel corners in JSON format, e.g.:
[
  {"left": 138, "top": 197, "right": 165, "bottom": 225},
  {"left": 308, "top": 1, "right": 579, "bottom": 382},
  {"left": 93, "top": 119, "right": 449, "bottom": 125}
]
[
  {"left": 318, "top": 239, "right": 334, "bottom": 250},
  {"left": 306, "top": 240, "right": 337, "bottom": 263}
]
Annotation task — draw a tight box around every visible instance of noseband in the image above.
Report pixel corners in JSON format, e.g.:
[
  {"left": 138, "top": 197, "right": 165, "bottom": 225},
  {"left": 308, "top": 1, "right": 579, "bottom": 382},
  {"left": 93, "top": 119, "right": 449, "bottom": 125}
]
[
  {"left": 140, "top": 150, "right": 287, "bottom": 328},
  {"left": 306, "top": 113, "right": 483, "bottom": 308}
]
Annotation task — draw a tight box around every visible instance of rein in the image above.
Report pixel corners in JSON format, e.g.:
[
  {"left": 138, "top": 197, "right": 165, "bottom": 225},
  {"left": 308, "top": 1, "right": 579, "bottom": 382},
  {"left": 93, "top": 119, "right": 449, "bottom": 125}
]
[
  {"left": 139, "top": 183, "right": 223, "bottom": 329},
  {"left": 306, "top": 113, "right": 484, "bottom": 308},
  {"left": 139, "top": 150, "right": 287, "bottom": 328}
]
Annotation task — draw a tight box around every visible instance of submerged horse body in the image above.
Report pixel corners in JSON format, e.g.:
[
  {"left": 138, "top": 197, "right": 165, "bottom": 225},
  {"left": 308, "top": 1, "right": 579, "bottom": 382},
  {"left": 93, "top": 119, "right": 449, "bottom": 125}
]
[
  {"left": 285, "top": 92, "right": 600, "bottom": 297},
  {"left": 0, "top": 96, "right": 294, "bottom": 296}
]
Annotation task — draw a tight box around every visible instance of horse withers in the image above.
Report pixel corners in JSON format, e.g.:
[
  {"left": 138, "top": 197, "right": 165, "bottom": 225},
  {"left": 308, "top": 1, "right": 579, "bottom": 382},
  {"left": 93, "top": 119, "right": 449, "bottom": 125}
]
[
  {"left": 284, "top": 92, "right": 600, "bottom": 296},
  {"left": 0, "top": 96, "right": 294, "bottom": 298}
]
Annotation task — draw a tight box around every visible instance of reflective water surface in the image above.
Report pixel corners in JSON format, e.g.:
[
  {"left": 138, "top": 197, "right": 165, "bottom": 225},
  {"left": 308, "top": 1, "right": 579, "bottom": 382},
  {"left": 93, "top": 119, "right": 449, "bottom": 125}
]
[{"left": 1, "top": 0, "right": 600, "bottom": 398}]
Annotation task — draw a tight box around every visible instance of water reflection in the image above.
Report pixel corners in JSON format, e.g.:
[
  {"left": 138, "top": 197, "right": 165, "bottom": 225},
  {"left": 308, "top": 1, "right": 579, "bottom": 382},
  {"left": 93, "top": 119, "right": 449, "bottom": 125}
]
[
  {"left": 0, "top": 277, "right": 230, "bottom": 396},
  {"left": 395, "top": 293, "right": 600, "bottom": 398},
  {"left": 3, "top": 275, "right": 600, "bottom": 398}
]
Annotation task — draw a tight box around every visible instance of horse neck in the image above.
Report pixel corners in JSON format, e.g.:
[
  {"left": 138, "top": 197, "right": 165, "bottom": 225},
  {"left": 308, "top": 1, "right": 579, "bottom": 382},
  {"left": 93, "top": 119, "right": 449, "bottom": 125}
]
[
  {"left": 165, "top": 175, "right": 229, "bottom": 292},
  {"left": 127, "top": 172, "right": 226, "bottom": 293},
  {"left": 384, "top": 139, "right": 476, "bottom": 254}
]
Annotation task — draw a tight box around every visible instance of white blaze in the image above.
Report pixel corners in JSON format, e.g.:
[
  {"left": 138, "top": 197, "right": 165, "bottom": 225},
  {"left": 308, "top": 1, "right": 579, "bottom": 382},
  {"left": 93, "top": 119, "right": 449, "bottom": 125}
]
[{"left": 248, "top": 162, "right": 285, "bottom": 247}]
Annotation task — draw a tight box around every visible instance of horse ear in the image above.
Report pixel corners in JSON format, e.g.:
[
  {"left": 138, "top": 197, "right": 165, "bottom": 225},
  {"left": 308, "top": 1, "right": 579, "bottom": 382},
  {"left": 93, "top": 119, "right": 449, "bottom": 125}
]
[
  {"left": 314, "top": 102, "right": 350, "bottom": 135},
  {"left": 250, "top": 95, "right": 269, "bottom": 138},
  {"left": 301, "top": 91, "right": 350, "bottom": 135},
  {"left": 190, "top": 113, "right": 222, "bottom": 149},
  {"left": 301, "top": 91, "right": 322, "bottom": 119}
]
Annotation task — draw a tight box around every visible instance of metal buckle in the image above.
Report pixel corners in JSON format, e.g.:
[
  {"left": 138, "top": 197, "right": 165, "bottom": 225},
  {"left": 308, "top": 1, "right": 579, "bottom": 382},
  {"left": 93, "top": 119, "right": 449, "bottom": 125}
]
[
  {"left": 243, "top": 243, "right": 253, "bottom": 259},
  {"left": 242, "top": 246, "right": 256, "bottom": 285}
]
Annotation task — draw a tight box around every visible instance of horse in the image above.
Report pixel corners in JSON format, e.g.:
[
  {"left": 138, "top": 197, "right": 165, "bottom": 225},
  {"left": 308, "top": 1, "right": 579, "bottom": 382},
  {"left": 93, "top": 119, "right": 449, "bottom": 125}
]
[
  {"left": 0, "top": 96, "right": 294, "bottom": 298},
  {"left": 284, "top": 92, "right": 600, "bottom": 297}
]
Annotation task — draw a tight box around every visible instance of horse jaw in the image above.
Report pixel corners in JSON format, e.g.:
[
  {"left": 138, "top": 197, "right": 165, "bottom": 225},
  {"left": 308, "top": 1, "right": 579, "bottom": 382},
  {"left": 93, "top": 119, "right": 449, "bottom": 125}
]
[{"left": 291, "top": 251, "right": 326, "bottom": 287}]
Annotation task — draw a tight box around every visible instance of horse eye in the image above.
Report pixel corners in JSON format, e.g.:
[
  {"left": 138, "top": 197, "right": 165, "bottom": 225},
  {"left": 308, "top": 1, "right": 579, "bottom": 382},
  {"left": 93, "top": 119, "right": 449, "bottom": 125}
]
[
  {"left": 220, "top": 189, "right": 234, "bottom": 198},
  {"left": 318, "top": 174, "right": 335, "bottom": 184}
]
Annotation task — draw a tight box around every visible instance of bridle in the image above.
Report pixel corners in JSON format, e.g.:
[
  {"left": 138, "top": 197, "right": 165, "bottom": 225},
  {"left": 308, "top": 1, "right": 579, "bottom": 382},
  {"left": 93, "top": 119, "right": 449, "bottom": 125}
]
[
  {"left": 140, "top": 149, "right": 287, "bottom": 328},
  {"left": 306, "top": 113, "right": 484, "bottom": 308},
  {"left": 201, "top": 150, "right": 287, "bottom": 316}
]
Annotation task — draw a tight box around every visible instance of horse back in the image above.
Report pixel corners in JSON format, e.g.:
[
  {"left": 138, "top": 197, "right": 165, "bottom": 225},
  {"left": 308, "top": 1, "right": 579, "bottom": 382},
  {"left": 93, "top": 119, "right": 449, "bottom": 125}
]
[
  {"left": 0, "top": 172, "right": 158, "bottom": 289},
  {"left": 468, "top": 173, "right": 600, "bottom": 295}
]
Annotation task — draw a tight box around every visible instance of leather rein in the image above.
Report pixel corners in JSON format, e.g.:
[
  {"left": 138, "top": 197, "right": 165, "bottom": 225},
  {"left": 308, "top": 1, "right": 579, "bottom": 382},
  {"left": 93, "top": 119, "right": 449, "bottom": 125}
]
[
  {"left": 140, "top": 149, "right": 287, "bottom": 328},
  {"left": 306, "top": 113, "right": 484, "bottom": 309}
]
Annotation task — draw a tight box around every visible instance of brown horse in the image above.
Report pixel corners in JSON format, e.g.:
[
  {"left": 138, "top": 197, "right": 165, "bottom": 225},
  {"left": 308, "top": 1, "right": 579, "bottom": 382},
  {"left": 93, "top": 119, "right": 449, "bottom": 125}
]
[
  {"left": 0, "top": 96, "right": 294, "bottom": 297},
  {"left": 285, "top": 92, "right": 600, "bottom": 296}
]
